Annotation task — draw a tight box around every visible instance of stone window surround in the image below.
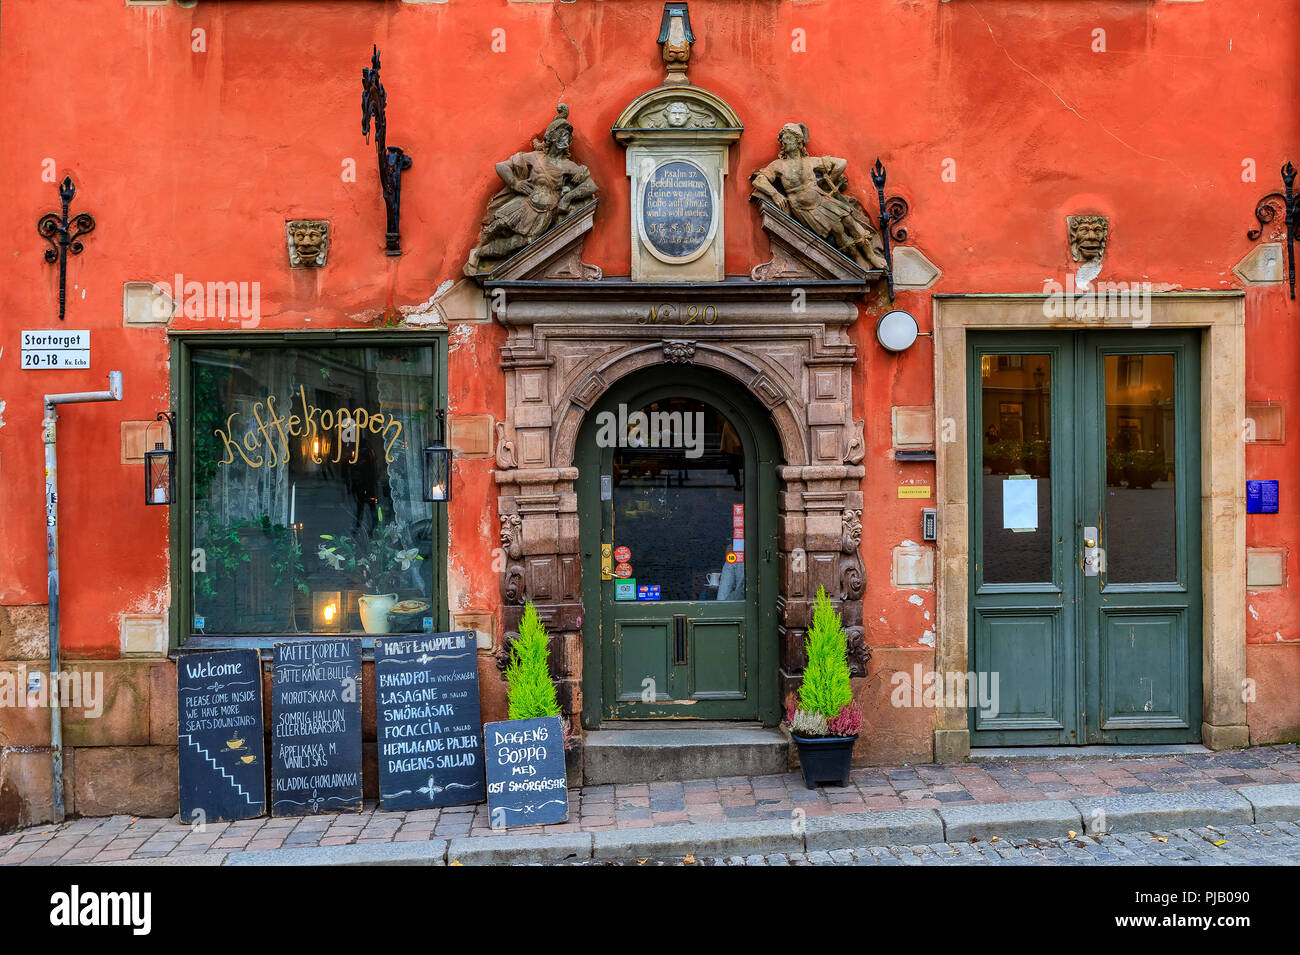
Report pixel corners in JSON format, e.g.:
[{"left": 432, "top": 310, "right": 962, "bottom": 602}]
[{"left": 931, "top": 292, "right": 1248, "bottom": 761}]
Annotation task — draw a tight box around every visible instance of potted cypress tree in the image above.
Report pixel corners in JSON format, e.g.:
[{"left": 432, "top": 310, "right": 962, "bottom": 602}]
[
  {"left": 786, "top": 586, "right": 862, "bottom": 788},
  {"left": 505, "top": 602, "right": 579, "bottom": 778}
]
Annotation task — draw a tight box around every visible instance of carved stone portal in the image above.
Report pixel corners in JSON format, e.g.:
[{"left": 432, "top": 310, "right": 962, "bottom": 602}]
[{"left": 489, "top": 277, "right": 867, "bottom": 722}]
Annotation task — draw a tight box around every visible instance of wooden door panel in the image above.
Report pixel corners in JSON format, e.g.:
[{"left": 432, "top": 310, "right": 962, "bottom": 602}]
[
  {"left": 615, "top": 619, "right": 672, "bottom": 702},
  {"left": 689, "top": 618, "right": 746, "bottom": 700},
  {"left": 1099, "top": 610, "right": 1191, "bottom": 730},
  {"left": 972, "top": 611, "right": 1069, "bottom": 732}
]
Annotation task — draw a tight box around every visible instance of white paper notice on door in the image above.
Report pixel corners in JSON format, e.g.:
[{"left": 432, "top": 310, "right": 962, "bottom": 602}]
[{"left": 1002, "top": 476, "right": 1038, "bottom": 532}]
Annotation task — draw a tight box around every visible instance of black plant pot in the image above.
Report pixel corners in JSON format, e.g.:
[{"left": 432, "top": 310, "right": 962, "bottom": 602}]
[{"left": 792, "top": 733, "right": 858, "bottom": 789}]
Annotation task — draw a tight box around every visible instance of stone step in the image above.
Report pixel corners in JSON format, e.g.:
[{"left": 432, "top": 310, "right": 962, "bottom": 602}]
[{"left": 583, "top": 726, "right": 789, "bottom": 786}]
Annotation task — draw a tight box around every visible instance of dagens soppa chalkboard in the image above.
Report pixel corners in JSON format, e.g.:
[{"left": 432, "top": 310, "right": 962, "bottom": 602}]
[
  {"left": 375, "top": 632, "right": 485, "bottom": 811},
  {"left": 484, "top": 715, "right": 569, "bottom": 828},
  {"left": 271, "top": 639, "right": 363, "bottom": 816},
  {"left": 177, "top": 649, "right": 266, "bottom": 823}
]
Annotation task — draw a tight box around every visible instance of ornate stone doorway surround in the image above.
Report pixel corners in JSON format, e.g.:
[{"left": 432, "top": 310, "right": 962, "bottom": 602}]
[
  {"left": 931, "top": 292, "right": 1248, "bottom": 761},
  {"left": 484, "top": 275, "right": 873, "bottom": 734}
]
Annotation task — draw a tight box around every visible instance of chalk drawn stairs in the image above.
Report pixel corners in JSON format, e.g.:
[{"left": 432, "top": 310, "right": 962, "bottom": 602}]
[{"left": 179, "top": 733, "right": 260, "bottom": 806}]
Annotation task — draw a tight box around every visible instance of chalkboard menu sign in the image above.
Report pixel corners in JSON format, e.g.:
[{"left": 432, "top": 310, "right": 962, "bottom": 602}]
[
  {"left": 177, "top": 649, "right": 266, "bottom": 823},
  {"left": 375, "top": 632, "right": 485, "bottom": 811},
  {"left": 641, "top": 160, "right": 714, "bottom": 259},
  {"left": 271, "top": 639, "right": 363, "bottom": 816},
  {"left": 484, "top": 715, "right": 569, "bottom": 828}
]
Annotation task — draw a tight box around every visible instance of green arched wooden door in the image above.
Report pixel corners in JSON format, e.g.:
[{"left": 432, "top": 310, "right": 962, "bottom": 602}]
[{"left": 577, "top": 367, "right": 781, "bottom": 727}]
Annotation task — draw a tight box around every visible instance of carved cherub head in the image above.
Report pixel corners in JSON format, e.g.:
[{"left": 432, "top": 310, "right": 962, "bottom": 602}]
[
  {"left": 1067, "top": 215, "right": 1108, "bottom": 262},
  {"left": 286, "top": 220, "right": 329, "bottom": 268}
]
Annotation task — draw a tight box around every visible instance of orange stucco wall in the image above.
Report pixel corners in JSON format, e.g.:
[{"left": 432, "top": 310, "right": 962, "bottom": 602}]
[{"left": 0, "top": 1, "right": 1296, "bottom": 736}]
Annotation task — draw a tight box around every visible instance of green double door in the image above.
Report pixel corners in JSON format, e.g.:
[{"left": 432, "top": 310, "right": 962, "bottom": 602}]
[
  {"left": 969, "top": 331, "right": 1202, "bottom": 745},
  {"left": 577, "top": 369, "right": 779, "bottom": 724}
]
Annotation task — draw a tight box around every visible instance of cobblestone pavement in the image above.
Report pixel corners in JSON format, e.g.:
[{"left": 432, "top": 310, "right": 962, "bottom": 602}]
[
  {"left": 565, "top": 820, "right": 1300, "bottom": 866},
  {"left": 2, "top": 745, "right": 1297, "bottom": 865}
]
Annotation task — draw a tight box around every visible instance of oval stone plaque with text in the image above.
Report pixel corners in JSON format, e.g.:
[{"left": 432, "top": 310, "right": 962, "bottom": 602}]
[{"left": 641, "top": 160, "right": 714, "bottom": 260}]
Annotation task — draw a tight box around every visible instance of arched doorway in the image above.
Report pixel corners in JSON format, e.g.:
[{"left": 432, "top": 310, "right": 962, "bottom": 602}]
[{"left": 575, "top": 365, "right": 782, "bottom": 728}]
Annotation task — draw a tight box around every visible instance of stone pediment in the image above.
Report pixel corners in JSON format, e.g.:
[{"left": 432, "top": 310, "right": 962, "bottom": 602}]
[
  {"left": 479, "top": 199, "right": 602, "bottom": 283},
  {"left": 750, "top": 199, "right": 883, "bottom": 283},
  {"left": 612, "top": 85, "right": 743, "bottom": 146}
]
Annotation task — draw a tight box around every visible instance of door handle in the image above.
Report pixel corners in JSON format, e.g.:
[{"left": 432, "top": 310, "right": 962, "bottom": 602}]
[
  {"left": 1082, "top": 526, "right": 1102, "bottom": 577},
  {"left": 673, "top": 615, "right": 687, "bottom": 665},
  {"left": 601, "top": 543, "right": 613, "bottom": 580}
]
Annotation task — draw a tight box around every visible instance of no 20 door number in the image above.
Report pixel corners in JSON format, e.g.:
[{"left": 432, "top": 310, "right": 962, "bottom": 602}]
[{"left": 639, "top": 304, "right": 718, "bottom": 326}]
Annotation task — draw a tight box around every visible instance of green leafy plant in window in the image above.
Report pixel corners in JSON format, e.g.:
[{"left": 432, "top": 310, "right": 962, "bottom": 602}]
[
  {"left": 504, "top": 601, "right": 562, "bottom": 721},
  {"left": 317, "top": 508, "right": 423, "bottom": 594}
]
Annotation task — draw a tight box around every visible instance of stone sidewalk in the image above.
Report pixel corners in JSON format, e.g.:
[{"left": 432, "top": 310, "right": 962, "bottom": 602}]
[{"left": 2, "top": 744, "right": 1298, "bottom": 865}]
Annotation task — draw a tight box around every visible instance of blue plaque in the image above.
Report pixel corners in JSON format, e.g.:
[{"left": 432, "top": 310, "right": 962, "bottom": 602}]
[
  {"left": 1247, "top": 479, "right": 1279, "bottom": 514},
  {"left": 484, "top": 715, "right": 569, "bottom": 828},
  {"left": 641, "top": 160, "right": 714, "bottom": 259}
]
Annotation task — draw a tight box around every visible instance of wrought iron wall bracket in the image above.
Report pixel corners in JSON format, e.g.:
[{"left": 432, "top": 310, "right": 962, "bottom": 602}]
[
  {"left": 37, "top": 176, "right": 96, "bottom": 320},
  {"left": 870, "top": 159, "right": 910, "bottom": 301},
  {"left": 1247, "top": 160, "right": 1300, "bottom": 299},
  {"left": 362, "top": 46, "right": 413, "bottom": 256}
]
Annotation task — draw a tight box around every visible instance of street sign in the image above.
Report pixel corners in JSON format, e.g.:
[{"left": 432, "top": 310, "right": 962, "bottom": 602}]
[{"left": 22, "top": 330, "right": 89, "bottom": 369}]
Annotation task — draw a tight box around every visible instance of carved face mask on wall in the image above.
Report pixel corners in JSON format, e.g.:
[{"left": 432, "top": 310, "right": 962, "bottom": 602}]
[
  {"left": 1067, "top": 215, "right": 1108, "bottom": 262},
  {"left": 286, "top": 219, "right": 330, "bottom": 268}
]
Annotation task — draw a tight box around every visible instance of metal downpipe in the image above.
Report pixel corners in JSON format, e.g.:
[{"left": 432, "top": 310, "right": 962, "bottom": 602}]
[{"left": 42, "top": 370, "right": 123, "bottom": 823}]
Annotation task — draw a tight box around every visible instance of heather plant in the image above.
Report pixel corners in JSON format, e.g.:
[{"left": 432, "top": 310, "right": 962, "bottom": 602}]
[
  {"left": 797, "top": 586, "right": 853, "bottom": 721},
  {"left": 505, "top": 601, "right": 562, "bottom": 721},
  {"left": 827, "top": 701, "right": 863, "bottom": 737},
  {"left": 790, "top": 708, "right": 829, "bottom": 738}
]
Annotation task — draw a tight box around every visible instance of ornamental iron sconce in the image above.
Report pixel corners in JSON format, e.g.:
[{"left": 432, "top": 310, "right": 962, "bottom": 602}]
[
  {"left": 423, "top": 409, "right": 451, "bottom": 504},
  {"left": 145, "top": 412, "right": 176, "bottom": 506},
  {"left": 870, "top": 159, "right": 910, "bottom": 301},
  {"left": 1248, "top": 161, "right": 1300, "bottom": 299},
  {"left": 37, "top": 176, "right": 96, "bottom": 320},
  {"left": 361, "top": 46, "right": 413, "bottom": 255}
]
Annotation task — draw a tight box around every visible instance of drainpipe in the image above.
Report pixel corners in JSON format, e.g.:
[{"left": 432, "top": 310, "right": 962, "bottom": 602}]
[{"left": 42, "top": 371, "right": 123, "bottom": 823}]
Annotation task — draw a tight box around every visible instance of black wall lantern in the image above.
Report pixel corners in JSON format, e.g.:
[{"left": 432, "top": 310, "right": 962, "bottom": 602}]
[
  {"left": 423, "top": 409, "right": 451, "bottom": 503},
  {"left": 145, "top": 412, "right": 175, "bottom": 506}
]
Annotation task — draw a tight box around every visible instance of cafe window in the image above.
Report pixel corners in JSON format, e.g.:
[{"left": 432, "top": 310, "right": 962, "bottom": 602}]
[{"left": 171, "top": 332, "right": 448, "bottom": 647}]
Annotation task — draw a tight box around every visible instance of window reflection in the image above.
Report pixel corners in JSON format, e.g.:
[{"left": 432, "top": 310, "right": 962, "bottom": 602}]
[
  {"left": 1104, "top": 354, "right": 1177, "bottom": 583},
  {"left": 190, "top": 346, "right": 435, "bottom": 635},
  {"left": 611, "top": 399, "right": 745, "bottom": 601},
  {"left": 980, "top": 354, "right": 1052, "bottom": 584}
]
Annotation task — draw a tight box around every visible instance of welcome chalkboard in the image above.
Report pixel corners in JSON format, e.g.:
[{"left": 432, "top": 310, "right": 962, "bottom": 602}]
[
  {"left": 177, "top": 649, "right": 266, "bottom": 823},
  {"left": 375, "top": 632, "right": 485, "bottom": 811},
  {"left": 271, "top": 638, "right": 363, "bottom": 816},
  {"left": 484, "top": 715, "right": 569, "bottom": 828}
]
